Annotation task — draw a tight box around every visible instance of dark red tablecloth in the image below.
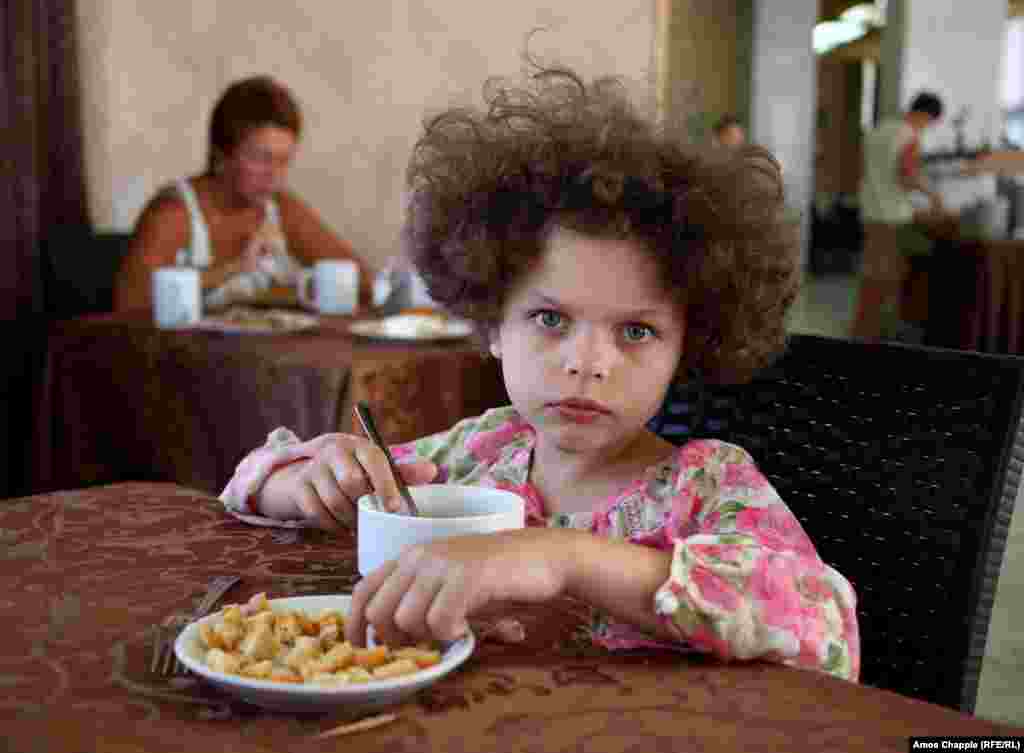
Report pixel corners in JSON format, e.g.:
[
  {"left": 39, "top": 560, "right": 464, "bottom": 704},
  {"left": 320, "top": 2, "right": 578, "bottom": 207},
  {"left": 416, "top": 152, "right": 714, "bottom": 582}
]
[
  {"left": 31, "top": 310, "right": 507, "bottom": 495},
  {"left": 3, "top": 482, "right": 1019, "bottom": 752},
  {"left": 927, "top": 238, "right": 1024, "bottom": 354}
]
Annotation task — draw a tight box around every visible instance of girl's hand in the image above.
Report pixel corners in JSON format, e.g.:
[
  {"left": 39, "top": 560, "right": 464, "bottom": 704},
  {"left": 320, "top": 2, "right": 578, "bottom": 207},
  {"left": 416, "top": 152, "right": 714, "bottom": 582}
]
[
  {"left": 257, "top": 433, "right": 438, "bottom": 530},
  {"left": 345, "top": 528, "right": 569, "bottom": 648}
]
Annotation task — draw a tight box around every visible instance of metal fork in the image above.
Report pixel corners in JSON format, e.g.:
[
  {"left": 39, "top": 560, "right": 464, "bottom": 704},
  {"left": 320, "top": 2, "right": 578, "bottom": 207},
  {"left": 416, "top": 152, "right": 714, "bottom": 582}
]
[{"left": 150, "top": 575, "right": 241, "bottom": 677}]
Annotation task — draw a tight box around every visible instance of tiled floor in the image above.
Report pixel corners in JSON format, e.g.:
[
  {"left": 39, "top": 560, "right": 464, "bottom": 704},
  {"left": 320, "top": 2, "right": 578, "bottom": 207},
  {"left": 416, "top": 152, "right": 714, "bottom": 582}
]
[{"left": 790, "top": 273, "right": 1024, "bottom": 725}]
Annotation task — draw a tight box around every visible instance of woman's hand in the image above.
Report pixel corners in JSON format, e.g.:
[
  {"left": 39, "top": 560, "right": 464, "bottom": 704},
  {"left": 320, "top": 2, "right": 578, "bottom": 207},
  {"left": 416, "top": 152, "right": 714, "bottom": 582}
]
[
  {"left": 345, "top": 528, "right": 570, "bottom": 648},
  {"left": 238, "top": 228, "right": 276, "bottom": 275},
  {"left": 241, "top": 223, "right": 302, "bottom": 285},
  {"left": 256, "top": 433, "right": 438, "bottom": 530}
]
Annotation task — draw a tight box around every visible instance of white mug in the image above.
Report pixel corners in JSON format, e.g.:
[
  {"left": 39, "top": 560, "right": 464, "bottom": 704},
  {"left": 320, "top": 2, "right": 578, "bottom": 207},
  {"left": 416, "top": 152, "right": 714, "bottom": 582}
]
[
  {"left": 152, "top": 267, "right": 201, "bottom": 328},
  {"left": 356, "top": 485, "right": 525, "bottom": 576},
  {"left": 297, "top": 260, "right": 359, "bottom": 314}
]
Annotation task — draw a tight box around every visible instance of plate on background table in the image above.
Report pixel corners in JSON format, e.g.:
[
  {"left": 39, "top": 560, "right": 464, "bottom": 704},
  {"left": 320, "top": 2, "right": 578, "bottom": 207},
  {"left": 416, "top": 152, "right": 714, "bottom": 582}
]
[
  {"left": 194, "top": 306, "right": 318, "bottom": 335},
  {"left": 175, "top": 594, "right": 475, "bottom": 712},
  {"left": 348, "top": 312, "right": 473, "bottom": 342}
]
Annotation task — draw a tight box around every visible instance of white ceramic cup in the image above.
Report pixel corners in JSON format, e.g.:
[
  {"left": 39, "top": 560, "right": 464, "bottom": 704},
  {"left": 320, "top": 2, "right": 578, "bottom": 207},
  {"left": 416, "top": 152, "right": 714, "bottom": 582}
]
[
  {"left": 356, "top": 484, "right": 526, "bottom": 576},
  {"left": 151, "top": 267, "right": 201, "bottom": 328},
  {"left": 297, "top": 260, "right": 359, "bottom": 314}
]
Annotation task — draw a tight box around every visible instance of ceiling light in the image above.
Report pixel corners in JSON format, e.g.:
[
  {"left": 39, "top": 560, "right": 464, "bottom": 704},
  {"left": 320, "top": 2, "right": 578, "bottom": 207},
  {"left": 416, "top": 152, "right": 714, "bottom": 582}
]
[
  {"left": 841, "top": 3, "right": 885, "bottom": 28},
  {"left": 814, "top": 20, "right": 869, "bottom": 55}
]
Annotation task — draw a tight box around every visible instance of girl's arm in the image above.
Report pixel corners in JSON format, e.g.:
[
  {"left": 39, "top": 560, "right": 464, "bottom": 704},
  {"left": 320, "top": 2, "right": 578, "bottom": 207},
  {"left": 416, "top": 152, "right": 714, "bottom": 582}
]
[
  {"left": 592, "top": 440, "right": 861, "bottom": 681},
  {"left": 220, "top": 408, "right": 518, "bottom": 527},
  {"left": 553, "top": 531, "right": 677, "bottom": 640},
  {"left": 277, "top": 191, "right": 375, "bottom": 306},
  {"left": 544, "top": 441, "right": 859, "bottom": 681}
]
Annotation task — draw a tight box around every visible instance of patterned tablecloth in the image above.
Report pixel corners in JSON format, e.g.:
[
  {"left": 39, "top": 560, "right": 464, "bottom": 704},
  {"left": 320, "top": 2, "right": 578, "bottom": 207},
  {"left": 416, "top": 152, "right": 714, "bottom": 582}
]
[
  {"left": 924, "top": 238, "right": 1024, "bottom": 354},
  {"left": 3, "top": 483, "right": 1018, "bottom": 753},
  {"left": 30, "top": 310, "right": 507, "bottom": 496}
]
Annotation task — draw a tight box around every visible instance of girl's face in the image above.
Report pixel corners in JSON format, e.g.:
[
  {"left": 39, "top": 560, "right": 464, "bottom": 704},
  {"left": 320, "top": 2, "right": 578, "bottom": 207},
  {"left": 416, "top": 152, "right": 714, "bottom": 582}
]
[
  {"left": 222, "top": 124, "right": 297, "bottom": 205},
  {"left": 490, "top": 226, "right": 686, "bottom": 457}
]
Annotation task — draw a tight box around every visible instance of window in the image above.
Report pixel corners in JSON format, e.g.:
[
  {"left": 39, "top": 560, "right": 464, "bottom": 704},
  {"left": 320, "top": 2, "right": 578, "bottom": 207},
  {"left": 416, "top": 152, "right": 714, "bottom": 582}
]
[{"left": 1001, "top": 17, "right": 1024, "bottom": 146}]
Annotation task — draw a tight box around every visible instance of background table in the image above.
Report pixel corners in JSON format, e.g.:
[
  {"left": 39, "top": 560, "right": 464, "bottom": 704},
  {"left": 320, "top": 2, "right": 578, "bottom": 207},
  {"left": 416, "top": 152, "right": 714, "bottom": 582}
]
[
  {"left": 3, "top": 482, "right": 1020, "bottom": 752},
  {"left": 30, "top": 311, "right": 507, "bottom": 496},
  {"left": 926, "top": 237, "right": 1024, "bottom": 354}
]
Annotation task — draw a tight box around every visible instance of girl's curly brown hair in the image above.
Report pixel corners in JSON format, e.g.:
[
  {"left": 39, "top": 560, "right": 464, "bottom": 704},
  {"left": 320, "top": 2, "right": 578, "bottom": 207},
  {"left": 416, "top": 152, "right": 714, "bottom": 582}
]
[{"left": 403, "top": 66, "right": 799, "bottom": 385}]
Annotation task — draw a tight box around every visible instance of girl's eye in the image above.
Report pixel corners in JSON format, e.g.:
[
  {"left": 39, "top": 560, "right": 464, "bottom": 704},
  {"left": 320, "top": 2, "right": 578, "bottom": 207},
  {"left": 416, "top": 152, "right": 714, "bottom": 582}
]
[
  {"left": 623, "top": 323, "right": 656, "bottom": 342},
  {"left": 532, "top": 310, "right": 565, "bottom": 330}
]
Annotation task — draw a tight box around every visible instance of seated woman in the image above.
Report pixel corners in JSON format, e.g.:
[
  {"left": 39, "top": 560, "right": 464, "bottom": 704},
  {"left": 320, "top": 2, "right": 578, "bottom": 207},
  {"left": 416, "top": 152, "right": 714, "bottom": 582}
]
[{"left": 114, "top": 75, "right": 373, "bottom": 311}]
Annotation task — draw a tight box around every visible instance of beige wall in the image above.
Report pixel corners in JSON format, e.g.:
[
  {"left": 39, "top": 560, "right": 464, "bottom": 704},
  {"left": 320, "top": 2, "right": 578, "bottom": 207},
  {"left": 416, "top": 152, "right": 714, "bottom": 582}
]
[{"left": 78, "top": 2, "right": 659, "bottom": 270}]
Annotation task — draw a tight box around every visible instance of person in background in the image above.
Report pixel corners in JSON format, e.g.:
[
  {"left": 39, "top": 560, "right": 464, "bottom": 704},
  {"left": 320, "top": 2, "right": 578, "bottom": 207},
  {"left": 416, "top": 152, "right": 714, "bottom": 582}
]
[
  {"left": 115, "top": 75, "right": 373, "bottom": 312},
  {"left": 712, "top": 114, "right": 746, "bottom": 149},
  {"left": 218, "top": 65, "right": 860, "bottom": 683},
  {"left": 850, "top": 91, "right": 957, "bottom": 341}
]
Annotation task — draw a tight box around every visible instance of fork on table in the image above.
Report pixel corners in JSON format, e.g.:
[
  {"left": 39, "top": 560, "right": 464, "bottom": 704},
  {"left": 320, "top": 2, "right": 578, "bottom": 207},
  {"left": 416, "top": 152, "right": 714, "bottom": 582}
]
[{"left": 150, "top": 575, "right": 241, "bottom": 677}]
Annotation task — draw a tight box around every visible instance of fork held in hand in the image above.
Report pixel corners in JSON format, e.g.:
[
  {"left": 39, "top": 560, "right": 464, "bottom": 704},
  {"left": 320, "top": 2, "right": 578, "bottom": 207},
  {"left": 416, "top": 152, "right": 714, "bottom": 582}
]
[{"left": 150, "top": 574, "right": 241, "bottom": 677}]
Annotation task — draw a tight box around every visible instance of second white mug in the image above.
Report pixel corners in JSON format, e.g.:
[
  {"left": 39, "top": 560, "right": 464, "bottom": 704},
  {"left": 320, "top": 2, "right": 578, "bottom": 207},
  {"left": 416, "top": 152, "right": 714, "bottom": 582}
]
[{"left": 298, "top": 260, "right": 359, "bottom": 314}]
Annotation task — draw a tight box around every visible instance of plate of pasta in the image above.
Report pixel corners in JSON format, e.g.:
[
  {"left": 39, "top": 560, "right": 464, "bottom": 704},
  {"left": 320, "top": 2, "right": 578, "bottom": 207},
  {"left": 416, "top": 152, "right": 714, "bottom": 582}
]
[
  {"left": 174, "top": 593, "right": 475, "bottom": 712},
  {"left": 194, "top": 306, "right": 318, "bottom": 335}
]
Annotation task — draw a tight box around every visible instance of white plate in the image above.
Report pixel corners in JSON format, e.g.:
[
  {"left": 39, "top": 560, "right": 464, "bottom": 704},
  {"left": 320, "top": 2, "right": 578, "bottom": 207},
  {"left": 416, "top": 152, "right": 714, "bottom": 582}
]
[
  {"left": 174, "top": 594, "right": 475, "bottom": 713},
  {"left": 348, "top": 314, "right": 473, "bottom": 342},
  {"left": 194, "top": 307, "right": 318, "bottom": 335}
]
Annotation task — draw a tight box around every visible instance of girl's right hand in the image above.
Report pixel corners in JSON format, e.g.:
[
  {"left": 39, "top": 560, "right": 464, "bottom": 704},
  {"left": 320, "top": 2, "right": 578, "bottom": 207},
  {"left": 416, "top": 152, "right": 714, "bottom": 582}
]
[{"left": 256, "top": 433, "right": 438, "bottom": 531}]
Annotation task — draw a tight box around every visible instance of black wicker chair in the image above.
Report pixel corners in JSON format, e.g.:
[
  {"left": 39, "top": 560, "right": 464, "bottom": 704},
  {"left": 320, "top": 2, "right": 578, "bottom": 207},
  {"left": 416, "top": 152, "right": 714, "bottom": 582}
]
[
  {"left": 39, "top": 226, "right": 133, "bottom": 320},
  {"left": 648, "top": 334, "right": 1024, "bottom": 712}
]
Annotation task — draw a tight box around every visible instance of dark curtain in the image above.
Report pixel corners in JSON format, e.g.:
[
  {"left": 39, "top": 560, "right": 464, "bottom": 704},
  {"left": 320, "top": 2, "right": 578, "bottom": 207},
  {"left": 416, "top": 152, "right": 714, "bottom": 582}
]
[{"left": 0, "top": 1, "right": 91, "bottom": 497}]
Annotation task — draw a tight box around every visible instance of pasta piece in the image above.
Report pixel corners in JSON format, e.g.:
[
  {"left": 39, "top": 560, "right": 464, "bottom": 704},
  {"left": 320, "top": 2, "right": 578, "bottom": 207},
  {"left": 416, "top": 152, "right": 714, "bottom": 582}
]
[
  {"left": 245, "top": 611, "right": 276, "bottom": 632},
  {"left": 297, "top": 611, "right": 319, "bottom": 636},
  {"left": 393, "top": 646, "right": 442, "bottom": 669},
  {"left": 241, "top": 660, "right": 273, "bottom": 679},
  {"left": 284, "top": 636, "right": 322, "bottom": 670},
  {"left": 214, "top": 621, "right": 244, "bottom": 651},
  {"left": 221, "top": 605, "right": 244, "bottom": 626},
  {"left": 372, "top": 658, "right": 419, "bottom": 679},
  {"left": 269, "top": 667, "right": 303, "bottom": 684},
  {"left": 319, "top": 642, "right": 355, "bottom": 672},
  {"left": 205, "top": 648, "right": 244, "bottom": 675},
  {"left": 239, "top": 623, "right": 279, "bottom": 661},
  {"left": 275, "top": 613, "right": 304, "bottom": 643},
  {"left": 318, "top": 621, "right": 341, "bottom": 648},
  {"left": 340, "top": 667, "right": 374, "bottom": 684},
  {"left": 198, "top": 622, "right": 224, "bottom": 650},
  {"left": 353, "top": 646, "right": 389, "bottom": 669}
]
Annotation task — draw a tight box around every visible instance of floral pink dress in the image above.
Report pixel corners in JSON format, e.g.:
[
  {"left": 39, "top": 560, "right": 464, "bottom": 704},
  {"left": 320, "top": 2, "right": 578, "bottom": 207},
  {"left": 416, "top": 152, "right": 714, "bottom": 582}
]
[{"left": 220, "top": 406, "right": 860, "bottom": 682}]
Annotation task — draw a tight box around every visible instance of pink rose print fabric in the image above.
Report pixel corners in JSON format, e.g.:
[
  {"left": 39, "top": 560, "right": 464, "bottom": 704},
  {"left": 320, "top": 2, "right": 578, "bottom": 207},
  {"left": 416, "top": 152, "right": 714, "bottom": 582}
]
[{"left": 219, "top": 406, "right": 860, "bottom": 681}]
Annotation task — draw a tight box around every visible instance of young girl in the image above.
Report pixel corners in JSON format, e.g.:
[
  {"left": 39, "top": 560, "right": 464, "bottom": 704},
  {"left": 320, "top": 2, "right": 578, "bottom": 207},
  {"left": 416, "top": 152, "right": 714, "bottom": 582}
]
[{"left": 220, "top": 66, "right": 860, "bottom": 682}]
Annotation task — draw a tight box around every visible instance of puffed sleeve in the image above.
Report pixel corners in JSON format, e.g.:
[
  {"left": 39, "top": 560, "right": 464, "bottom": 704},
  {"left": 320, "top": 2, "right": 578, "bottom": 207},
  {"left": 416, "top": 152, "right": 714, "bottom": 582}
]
[
  {"left": 652, "top": 440, "right": 861, "bottom": 681},
  {"left": 390, "top": 406, "right": 523, "bottom": 484},
  {"left": 218, "top": 426, "right": 318, "bottom": 527}
]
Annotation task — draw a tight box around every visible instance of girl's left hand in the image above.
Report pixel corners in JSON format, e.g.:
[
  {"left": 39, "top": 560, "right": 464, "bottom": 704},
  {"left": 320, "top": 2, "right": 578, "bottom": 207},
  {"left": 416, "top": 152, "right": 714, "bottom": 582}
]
[{"left": 345, "top": 528, "right": 568, "bottom": 648}]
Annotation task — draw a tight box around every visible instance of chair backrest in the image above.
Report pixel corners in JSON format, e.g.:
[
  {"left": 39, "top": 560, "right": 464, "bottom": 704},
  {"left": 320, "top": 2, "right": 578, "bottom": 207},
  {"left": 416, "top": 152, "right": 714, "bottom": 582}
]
[
  {"left": 649, "top": 334, "right": 1024, "bottom": 712},
  {"left": 40, "top": 226, "right": 133, "bottom": 320}
]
